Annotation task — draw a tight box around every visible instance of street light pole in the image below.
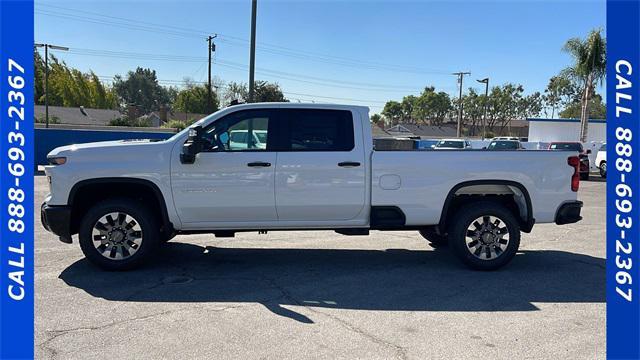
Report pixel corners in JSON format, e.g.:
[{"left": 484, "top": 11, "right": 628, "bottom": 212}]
[
  {"left": 477, "top": 78, "right": 489, "bottom": 139},
  {"left": 248, "top": 0, "right": 257, "bottom": 102},
  {"left": 35, "top": 43, "right": 69, "bottom": 128}
]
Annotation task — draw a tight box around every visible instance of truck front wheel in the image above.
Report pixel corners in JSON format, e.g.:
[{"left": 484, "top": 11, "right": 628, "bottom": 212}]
[
  {"left": 78, "top": 198, "right": 160, "bottom": 270},
  {"left": 448, "top": 202, "right": 520, "bottom": 270}
]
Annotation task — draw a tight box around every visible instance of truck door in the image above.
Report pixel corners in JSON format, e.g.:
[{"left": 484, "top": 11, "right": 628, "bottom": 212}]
[
  {"left": 274, "top": 109, "right": 366, "bottom": 222},
  {"left": 171, "top": 109, "right": 280, "bottom": 225}
]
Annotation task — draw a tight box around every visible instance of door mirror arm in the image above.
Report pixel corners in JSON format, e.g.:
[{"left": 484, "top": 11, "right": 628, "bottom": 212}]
[{"left": 181, "top": 125, "right": 205, "bottom": 164}]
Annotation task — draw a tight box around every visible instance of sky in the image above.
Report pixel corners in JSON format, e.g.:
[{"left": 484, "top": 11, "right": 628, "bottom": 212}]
[{"left": 34, "top": 0, "right": 606, "bottom": 114}]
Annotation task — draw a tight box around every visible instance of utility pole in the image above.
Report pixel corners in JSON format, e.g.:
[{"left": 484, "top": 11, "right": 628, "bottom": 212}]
[
  {"left": 453, "top": 71, "right": 470, "bottom": 137},
  {"left": 248, "top": 0, "right": 257, "bottom": 102},
  {"left": 477, "top": 78, "right": 489, "bottom": 139},
  {"left": 35, "top": 43, "right": 69, "bottom": 128},
  {"left": 206, "top": 34, "right": 217, "bottom": 113}
]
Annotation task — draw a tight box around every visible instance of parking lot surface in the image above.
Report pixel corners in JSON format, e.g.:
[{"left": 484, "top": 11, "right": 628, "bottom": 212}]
[{"left": 35, "top": 175, "right": 605, "bottom": 359}]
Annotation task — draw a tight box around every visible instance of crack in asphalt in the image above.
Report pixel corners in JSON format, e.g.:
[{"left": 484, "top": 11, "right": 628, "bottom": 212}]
[
  {"left": 38, "top": 309, "right": 176, "bottom": 359},
  {"left": 262, "top": 276, "right": 408, "bottom": 360}
]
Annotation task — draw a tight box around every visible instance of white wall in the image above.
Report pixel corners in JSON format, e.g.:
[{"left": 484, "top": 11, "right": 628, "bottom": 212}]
[{"left": 528, "top": 120, "right": 606, "bottom": 143}]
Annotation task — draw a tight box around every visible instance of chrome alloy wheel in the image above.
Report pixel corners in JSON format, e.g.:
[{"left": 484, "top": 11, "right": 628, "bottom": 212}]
[
  {"left": 465, "top": 215, "right": 510, "bottom": 260},
  {"left": 92, "top": 212, "right": 143, "bottom": 260}
]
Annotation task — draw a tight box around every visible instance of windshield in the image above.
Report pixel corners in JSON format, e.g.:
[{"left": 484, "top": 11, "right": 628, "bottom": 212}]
[
  {"left": 488, "top": 141, "right": 519, "bottom": 150},
  {"left": 549, "top": 142, "right": 583, "bottom": 151},
  {"left": 436, "top": 140, "right": 464, "bottom": 149}
]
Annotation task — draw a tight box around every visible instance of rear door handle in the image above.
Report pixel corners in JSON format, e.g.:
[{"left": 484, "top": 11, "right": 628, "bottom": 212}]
[
  {"left": 247, "top": 161, "right": 271, "bottom": 167},
  {"left": 338, "top": 161, "right": 361, "bottom": 167}
]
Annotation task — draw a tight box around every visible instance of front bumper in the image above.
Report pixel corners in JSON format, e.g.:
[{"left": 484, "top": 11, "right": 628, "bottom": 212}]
[
  {"left": 555, "top": 201, "right": 583, "bottom": 225},
  {"left": 41, "top": 203, "right": 73, "bottom": 243}
]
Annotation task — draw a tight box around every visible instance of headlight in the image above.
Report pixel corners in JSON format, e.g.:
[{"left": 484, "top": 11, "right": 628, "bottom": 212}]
[{"left": 47, "top": 156, "right": 67, "bottom": 165}]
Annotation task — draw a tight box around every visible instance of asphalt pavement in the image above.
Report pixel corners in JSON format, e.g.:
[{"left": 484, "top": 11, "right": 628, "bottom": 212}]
[{"left": 34, "top": 175, "right": 606, "bottom": 360}]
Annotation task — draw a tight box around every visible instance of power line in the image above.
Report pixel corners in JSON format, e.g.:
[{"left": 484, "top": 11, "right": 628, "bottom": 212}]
[
  {"left": 35, "top": 4, "right": 453, "bottom": 75},
  {"left": 55, "top": 47, "right": 429, "bottom": 92},
  {"left": 93, "top": 75, "right": 387, "bottom": 104}
]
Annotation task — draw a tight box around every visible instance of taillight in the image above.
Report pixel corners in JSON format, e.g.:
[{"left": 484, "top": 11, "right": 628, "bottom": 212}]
[{"left": 568, "top": 156, "right": 580, "bottom": 191}]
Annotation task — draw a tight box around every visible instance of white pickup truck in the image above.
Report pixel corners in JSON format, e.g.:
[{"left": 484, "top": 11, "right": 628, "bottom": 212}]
[{"left": 42, "top": 103, "right": 583, "bottom": 271}]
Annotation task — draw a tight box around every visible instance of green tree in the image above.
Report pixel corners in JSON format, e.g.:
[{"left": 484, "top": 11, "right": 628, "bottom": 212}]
[
  {"left": 562, "top": 28, "right": 606, "bottom": 142},
  {"left": 413, "top": 86, "right": 452, "bottom": 126},
  {"left": 543, "top": 76, "right": 576, "bottom": 118},
  {"left": 381, "top": 100, "right": 403, "bottom": 125},
  {"left": 113, "top": 67, "right": 171, "bottom": 114},
  {"left": 560, "top": 93, "right": 606, "bottom": 119},
  {"left": 370, "top": 113, "right": 383, "bottom": 126},
  {"left": 484, "top": 83, "right": 540, "bottom": 135},
  {"left": 254, "top": 81, "right": 287, "bottom": 102},
  {"left": 34, "top": 54, "right": 116, "bottom": 109},
  {"left": 400, "top": 95, "right": 417, "bottom": 123},
  {"left": 222, "top": 80, "right": 287, "bottom": 104},
  {"left": 461, "top": 88, "right": 484, "bottom": 136},
  {"left": 34, "top": 50, "right": 45, "bottom": 105},
  {"left": 174, "top": 82, "right": 219, "bottom": 114}
]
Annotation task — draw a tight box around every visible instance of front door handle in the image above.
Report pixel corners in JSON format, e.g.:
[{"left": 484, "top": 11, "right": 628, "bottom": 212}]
[
  {"left": 338, "top": 161, "right": 361, "bottom": 167},
  {"left": 247, "top": 161, "right": 271, "bottom": 167}
]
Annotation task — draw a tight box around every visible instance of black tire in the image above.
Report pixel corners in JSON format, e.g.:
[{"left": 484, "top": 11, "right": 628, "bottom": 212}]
[
  {"left": 78, "top": 198, "right": 160, "bottom": 271},
  {"left": 419, "top": 228, "right": 448, "bottom": 247},
  {"left": 580, "top": 172, "right": 589, "bottom": 181},
  {"left": 599, "top": 162, "right": 607, "bottom": 178},
  {"left": 448, "top": 201, "right": 521, "bottom": 270}
]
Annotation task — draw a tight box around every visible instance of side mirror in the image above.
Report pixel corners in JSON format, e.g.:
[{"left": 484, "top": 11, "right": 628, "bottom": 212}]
[
  {"left": 482, "top": 146, "right": 487, "bottom": 150},
  {"left": 180, "top": 125, "right": 204, "bottom": 164}
]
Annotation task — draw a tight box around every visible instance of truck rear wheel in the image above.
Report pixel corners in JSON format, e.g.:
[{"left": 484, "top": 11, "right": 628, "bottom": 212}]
[
  {"left": 419, "top": 228, "right": 448, "bottom": 247},
  {"left": 78, "top": 198, "right": 160, "bottom": 271},
  {"left": 448, "top": 202, "right": 520, "bottom": 270}
]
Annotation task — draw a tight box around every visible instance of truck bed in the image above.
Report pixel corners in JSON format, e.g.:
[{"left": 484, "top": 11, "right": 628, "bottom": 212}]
[{"left": 371, "top": 150, "right": 578, "bottom": 225}]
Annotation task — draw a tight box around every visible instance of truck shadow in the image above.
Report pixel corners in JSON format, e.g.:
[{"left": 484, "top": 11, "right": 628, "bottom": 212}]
[{"left": 59, "top": 242, "right": 605, "bottom": 323}]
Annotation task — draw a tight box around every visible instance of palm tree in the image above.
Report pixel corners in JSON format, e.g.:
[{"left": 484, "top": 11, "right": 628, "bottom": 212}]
[{"left": 562, "top": 29, "right": 606, "bottom": 143}]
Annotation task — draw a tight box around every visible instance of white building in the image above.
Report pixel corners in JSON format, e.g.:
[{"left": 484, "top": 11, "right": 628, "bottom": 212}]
[{"left": 527, "top": 118, "right": 606, "bottom": 143}]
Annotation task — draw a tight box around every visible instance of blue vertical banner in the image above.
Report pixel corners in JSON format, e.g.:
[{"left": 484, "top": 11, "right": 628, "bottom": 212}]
[
  {"left": 0, "top": 0, "right": 35, "bottom": 359},
  {"left": 607, "top": 0, "right": 640, "bottom": 359}
]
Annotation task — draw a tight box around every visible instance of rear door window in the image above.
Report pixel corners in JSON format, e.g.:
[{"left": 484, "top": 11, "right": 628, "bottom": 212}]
[{"left": 280, "top": 109, "right": 354, "bottom": 151}]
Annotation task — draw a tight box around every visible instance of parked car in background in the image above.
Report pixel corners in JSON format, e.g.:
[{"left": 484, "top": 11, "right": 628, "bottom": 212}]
[
  {"left": 492, "top": 136, "right": 520, "bottom": 141},
  {"left": 596, "top": 143, "right": 606, "bottom": 178},
  {"left": 548, "top": 142, "right": 591, "bottom": 180},
  {"left": 416, "top": 139, "right": 439, "bottom": 149},
  {"left": 486, "top": 140, "right": 523, "bottom": 150},
  {"left": 229, "top": 129, "right": 268, "bottom": 150},
  {"left": 433, "top": 139, "right": 472, "bottom": 150}
]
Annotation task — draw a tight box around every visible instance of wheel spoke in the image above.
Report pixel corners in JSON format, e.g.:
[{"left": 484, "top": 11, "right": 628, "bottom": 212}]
[
  {"left": 94, "top": 222, "right": 109, "bottom": 232},
  {"left": 125, "top": 220, "right": 137, "bottom": 230}
]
